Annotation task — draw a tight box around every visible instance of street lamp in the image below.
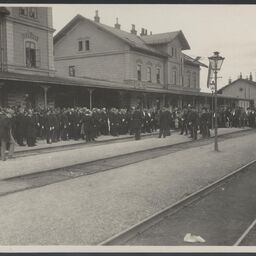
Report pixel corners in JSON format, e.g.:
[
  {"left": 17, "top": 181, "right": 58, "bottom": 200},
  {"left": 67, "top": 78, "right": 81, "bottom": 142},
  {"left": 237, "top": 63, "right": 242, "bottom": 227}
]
[
  {"left": 210, "top": 81, "right": 215, "bottom": 130},
  {"left": 208, "top": 51, "right": 224, "bottom": 151}
]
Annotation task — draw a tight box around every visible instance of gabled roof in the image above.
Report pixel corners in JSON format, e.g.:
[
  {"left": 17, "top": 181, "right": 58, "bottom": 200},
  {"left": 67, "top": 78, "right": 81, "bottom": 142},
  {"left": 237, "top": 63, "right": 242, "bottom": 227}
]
[
  {"left": 183, "top": 54, "right": 208, "bottom": 68},
  {"left": 54, "top": 14, "right": 167, "bottom": 58},
  {"left": 218, "top": 78, "right": 256, "bottom": 92},
  {"left": 141, "top": 31, "right": 190, "bottom": 50}
]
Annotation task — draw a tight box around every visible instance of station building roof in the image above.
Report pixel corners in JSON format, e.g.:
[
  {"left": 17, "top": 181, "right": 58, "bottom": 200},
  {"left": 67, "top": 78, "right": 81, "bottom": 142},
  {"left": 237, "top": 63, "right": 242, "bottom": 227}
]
[
  {"left": 0, "top": 71, "right": 250, "bottom": 101},
  {"left": 218, "top": 78, "right": 256, "bottom": 93}
]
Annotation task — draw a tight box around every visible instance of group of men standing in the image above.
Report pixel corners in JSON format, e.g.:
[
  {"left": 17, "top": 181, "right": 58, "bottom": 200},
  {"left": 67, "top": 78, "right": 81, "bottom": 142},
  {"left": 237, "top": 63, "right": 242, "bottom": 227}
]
[{"left": 1, "top": 104, "right": 256, "bottom": 161}]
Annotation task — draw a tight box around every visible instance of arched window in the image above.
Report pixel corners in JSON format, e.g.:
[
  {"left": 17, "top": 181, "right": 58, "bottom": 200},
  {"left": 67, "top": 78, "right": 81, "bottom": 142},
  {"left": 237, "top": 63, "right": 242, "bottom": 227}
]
[
  {"left": 146, "top": 66, "right": 152, "bottom": 82},
  {"left": 172, "top": 67, "right": 177, "bottom": 85},
  {"left": 156, "top": 68, "right": 161, "bottom": 84},
  {"left": 25, "top": 40, "right": 40, "bottom": 68},
  {"left": 137, "top": 64, "right": 142, "bottom": 81},
  {"left": 25, "top": 41, "right": 36, "bottom": 67}
]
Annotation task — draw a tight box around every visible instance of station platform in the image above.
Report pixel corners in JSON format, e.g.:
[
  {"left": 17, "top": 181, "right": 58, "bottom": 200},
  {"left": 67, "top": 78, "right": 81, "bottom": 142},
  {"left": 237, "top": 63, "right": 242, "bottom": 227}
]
[
  {"left": 14, "top": 131, "right": 159, "bottom": 154},
  {"left": 0, "top": 127, "right": 251, "bottom": 181}
]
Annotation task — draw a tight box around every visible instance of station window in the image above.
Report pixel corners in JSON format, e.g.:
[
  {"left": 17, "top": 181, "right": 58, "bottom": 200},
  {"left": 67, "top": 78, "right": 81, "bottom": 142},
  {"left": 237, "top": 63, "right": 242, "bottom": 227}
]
[
  {"left": 171, "top": 47, "right": 174, "bottom": 57},
  {"left": 172, "top": 70, "right": 177, "bottom": 85},
  {"left": 187, "top": 72, "right": 191, "bottom": 87},
  {"left": 193, "top": 73, "right": 197, "bottom": 87},
  {"left": 146, "top": 67, "right": 152, "bottom": 82},
  {"left": 85, "top": 40, "right": 90, "bottom": 51},
  {"left": 20, "top": 7, "right": 37, "bottom": 19},
  {"left": 19, "top": 7, "right": 28, "bottom": 16},
  {"left": 156, "top": 68, "right": 161, "bottom": 84},
  {"left": 69, "top": 66, "right": 76, "bottom": 77},
  {"left": 29, "top": 8, "right": 37, "bottom": 19},
  {"left": 170, "top": 47, "right": 177, "bottom": 58},
  {"left": 25, "top": 41, "right": 36, "bottom": 68},
  {"left": 137, "top": 64, "right": 142, "bottom": 81},
  {"left": 78, "top": 40, "right": 83, "bottom": 51}
]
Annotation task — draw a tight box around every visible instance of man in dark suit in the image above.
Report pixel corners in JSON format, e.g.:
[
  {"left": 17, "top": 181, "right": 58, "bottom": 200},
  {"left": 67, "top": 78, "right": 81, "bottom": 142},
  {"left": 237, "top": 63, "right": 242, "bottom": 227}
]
[
  {"left": 131, "top": 106, "right": 143, "bottom": 140},
  {"left": 0, "top": 109, "right": 13, "bottom": 161},
  {"left": 188, "top": 106, "right": 199, "bottom": 140},
  {"left": 14, "top": 107, "right": 27, "bottom": 146},
  {"left": 158, "top": 107, "right": 172, "bottom": 138}
]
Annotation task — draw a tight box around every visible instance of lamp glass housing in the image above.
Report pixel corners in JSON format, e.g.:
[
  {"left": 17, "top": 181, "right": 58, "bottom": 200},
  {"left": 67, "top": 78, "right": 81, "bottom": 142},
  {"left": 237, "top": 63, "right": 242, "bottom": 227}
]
[{"left": 208, "top": 51, "right": 224, "bottom": 71}]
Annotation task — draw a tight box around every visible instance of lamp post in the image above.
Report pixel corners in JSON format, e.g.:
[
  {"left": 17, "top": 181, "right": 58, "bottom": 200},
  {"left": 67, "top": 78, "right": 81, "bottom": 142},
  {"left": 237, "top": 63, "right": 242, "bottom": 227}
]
[
  {"left": 210, "top": 81, "right": 215, "bottom": 130},
  {"left": 208, "top": 51, "right": 224, "bottom": 152}
]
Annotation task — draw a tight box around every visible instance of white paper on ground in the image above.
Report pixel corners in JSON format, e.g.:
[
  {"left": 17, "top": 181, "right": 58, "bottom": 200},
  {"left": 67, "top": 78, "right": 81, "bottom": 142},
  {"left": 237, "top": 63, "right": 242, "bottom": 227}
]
[{"left": 184, "top": 233, "right": 206, "bottom": 243}]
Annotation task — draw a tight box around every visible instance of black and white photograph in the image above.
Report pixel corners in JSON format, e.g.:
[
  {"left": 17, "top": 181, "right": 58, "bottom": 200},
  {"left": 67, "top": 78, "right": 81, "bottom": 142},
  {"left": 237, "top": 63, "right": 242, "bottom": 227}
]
[{"left": 0, "top": 3, "right": 256, "bottom": 249}]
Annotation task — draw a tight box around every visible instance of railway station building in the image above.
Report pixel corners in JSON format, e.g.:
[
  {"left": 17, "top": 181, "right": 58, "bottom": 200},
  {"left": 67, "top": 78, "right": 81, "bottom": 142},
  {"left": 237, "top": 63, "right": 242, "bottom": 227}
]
[
  {"left": 218, "top": 74, "right": 256, "bottom": 109},
  {"left": 0, "top": 7, "right": 251, "bottom": 110}
]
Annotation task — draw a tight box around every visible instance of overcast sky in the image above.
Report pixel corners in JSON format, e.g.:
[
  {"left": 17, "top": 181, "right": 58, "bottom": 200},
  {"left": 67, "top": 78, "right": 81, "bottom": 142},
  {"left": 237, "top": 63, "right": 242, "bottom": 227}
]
[{"left": 48, "top": 4, "right": 256, "bottom": 92}]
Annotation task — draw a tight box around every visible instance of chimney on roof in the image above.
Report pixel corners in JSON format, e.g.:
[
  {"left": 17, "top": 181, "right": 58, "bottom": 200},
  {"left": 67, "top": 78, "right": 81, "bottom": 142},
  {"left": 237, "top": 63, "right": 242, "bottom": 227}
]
[
  {"left": 240, "top": 72, "right": 242, "bottom": 79},
  {"left": 249, "top": 72, "right": 253, "bottom": 81},
  {"left": 130, "top": 24, "right": 137, "bottom": 35},
  {"left": 228, "top": 77, "right": 232, "bottom": 84},
  {"left": 94, "top": 10, "right": 100, "bottom": 23},
  {"left": 140, "top": 28, "right": 148, "bottom": 36},
  {"left": 114, "top": 17, "right": 121, "bottom": 29}
]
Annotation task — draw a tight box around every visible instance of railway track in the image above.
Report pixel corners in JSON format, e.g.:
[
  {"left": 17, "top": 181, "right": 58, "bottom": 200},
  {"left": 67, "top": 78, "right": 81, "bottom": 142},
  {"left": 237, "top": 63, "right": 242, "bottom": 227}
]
[
  {"left": 0, "top": 128, "right": 253, "bottom": 199},
  {"left": 99, "top": 159, "right": 256, "bottom": 246}
]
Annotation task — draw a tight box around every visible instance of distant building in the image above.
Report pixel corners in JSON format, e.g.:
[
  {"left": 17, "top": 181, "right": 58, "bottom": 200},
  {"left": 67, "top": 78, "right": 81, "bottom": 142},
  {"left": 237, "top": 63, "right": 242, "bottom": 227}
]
[{"left": 218, "top": 76, "right": 255, "bottom": 109}]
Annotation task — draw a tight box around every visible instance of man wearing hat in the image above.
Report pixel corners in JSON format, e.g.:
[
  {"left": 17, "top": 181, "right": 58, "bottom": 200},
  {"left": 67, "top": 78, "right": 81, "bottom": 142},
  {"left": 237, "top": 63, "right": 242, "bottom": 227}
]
[
  {"left": 187, "top": 105, "right": 199, "bottom": 140},
  {"left": 131, "top": 106, "right": 143, "bottom": 140},
  {"left": 0, "top": 108, "right": 15, "bottom": 160},
  {"left": 200, "top": 107, "right": 211, "bottom": 138}
]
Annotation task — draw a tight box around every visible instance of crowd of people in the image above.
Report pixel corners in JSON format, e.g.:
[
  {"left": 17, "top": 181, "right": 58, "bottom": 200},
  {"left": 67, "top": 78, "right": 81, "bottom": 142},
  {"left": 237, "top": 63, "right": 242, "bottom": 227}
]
[{"left": 0, "top": 104, "right": 255, "bottom": 161}]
